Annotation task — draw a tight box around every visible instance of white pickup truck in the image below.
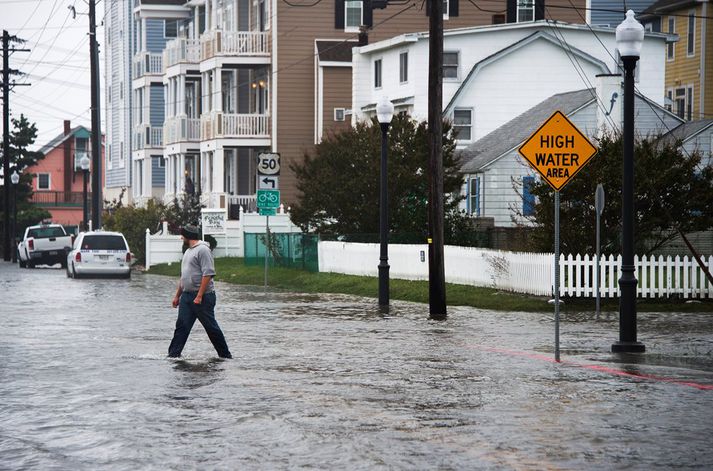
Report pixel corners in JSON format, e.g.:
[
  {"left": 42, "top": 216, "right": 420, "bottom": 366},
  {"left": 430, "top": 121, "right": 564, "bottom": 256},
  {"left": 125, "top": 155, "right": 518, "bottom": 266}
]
[{"left": 17, "top": 223, "right": 73, "bottom": 268}]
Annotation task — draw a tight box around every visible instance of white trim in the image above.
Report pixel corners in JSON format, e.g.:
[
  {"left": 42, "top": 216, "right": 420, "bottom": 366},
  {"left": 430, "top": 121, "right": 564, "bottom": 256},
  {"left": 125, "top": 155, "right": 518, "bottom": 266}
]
[
  {"left": 344, "top": 0, "right": 363, "bottom": 32},
  {"left": 667, "top": 16, "right": 675, "bottom": 62},
  {"left": 399, "top": 50, "right": 408, "bottom": 84},
  {"left": 453, "top": 107, "right": 473, "bottom": 143},
  {"left": 374, "top": 57, "right": 383, "bottom": 89},
  {"left": 687, "top": 9, "right": 696, "bottom": 57},
  {"left": 319, "top": 61, "right": 352, "bottom": 67},
  {"left": 443, "top": 50, "right": 460, "bottom": 82}
]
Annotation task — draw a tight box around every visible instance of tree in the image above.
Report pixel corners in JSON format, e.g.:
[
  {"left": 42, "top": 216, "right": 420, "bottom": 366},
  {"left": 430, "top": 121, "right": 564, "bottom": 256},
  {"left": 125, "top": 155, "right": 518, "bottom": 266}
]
[
  {"left": 1, "top": 115, "right": 47, "bottom": 240},
  {"left": 522, "top": 132, "right": 713, "bottom": 254},
  {"left": 290, "top": 115, "right": 472, "bottom": 244}
]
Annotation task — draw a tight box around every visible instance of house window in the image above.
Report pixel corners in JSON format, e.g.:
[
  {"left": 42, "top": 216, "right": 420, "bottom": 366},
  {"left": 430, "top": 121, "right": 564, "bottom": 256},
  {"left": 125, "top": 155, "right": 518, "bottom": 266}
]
[
  {"left": 665, "top": 89, "right": 673, "bottom": 112},
  {"left": 37, "top": 173, "right": 50, "bottom": 190},
  {"left": 517, "top": 0, "right": 534, "bottom": 22},
  {"left": 687, "top": 11, "right": 695, "bottom": 56},
  {"left": 667, "top": 17, "right": 675, "bottom": 60},
  {"left": 468, "top": 176, "right": 480, "bottom": 216},
  {"left": 158, "top": 156, "right": 166, "bottom": 168},
  {"left": 443, "top": 0, "right": 449, "bottom": 18},
  {"left": 453, "top": 109, "right": 472, "bottom": 141},
  {"left": 165, "top": 19, "right": 178, "bottom": 38},
  {"left": 522, "top": 176, "right": 535, "bottom": 217},
  {"left": 345, "top": 1, "right": 363, "bottom": 31},
  {"left": 374, "top": 58, "right": 382, "bottom": 88},
  {"left": 674, "top": 87, "right": 693, "bottom": 120},
  {"left": 399, "top": 52, "right": 408, "bottom": 83},
  {"left": 443, "top": 51, "right": 459, "bottom": 80}
]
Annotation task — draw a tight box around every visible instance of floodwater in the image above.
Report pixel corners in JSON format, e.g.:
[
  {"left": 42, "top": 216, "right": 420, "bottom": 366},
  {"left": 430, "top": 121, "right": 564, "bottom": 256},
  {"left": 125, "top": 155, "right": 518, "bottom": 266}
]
[{"left": 1, "top": 262, "right": 712, "bottom": 470}]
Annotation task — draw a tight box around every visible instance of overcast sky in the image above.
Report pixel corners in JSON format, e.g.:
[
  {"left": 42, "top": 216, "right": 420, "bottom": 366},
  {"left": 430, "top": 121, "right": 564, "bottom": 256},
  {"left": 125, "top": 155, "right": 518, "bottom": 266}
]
[{"left": 3, "top": 0, "right": 105, "bottom": 151}]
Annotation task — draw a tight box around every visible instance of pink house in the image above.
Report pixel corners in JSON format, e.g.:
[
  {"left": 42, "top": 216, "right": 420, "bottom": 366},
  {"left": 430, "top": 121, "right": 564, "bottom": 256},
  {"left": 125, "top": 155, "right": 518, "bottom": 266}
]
[{"left": 27, "top": 120, "right": 105, "bottom": 228}]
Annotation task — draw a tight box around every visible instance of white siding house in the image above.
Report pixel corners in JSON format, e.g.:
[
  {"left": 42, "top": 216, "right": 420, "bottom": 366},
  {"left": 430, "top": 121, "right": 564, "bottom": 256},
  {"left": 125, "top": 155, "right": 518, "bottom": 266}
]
[
  {"left": 351, "top": 20, "right": 671, "bottom": 147},
  {"left": 459, "top": 84, "right": 685, "bottom": 227}
]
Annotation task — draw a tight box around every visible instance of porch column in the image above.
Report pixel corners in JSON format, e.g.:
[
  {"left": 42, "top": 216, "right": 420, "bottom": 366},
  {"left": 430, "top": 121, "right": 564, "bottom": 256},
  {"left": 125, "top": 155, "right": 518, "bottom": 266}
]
[
  {"left": 178, "top": 75, "right": 186, "bottom": 117},
  {"left": 141, "top": 18, "right": 147, "bottom": 51},
  {"left": 214, "top": 67, "right": 223, "bottom": 112},
  {"left": 213, "top": 147, "right": 225, "bottom": 199},
  {"left": 178, "top": 153, "right": 186, "bottom": 194},
  {"left": 143, "top": 87, "right": 150, "bottom": 127},
  {"left": 164, "top": 154, "right": 171, "bottom": 196}
]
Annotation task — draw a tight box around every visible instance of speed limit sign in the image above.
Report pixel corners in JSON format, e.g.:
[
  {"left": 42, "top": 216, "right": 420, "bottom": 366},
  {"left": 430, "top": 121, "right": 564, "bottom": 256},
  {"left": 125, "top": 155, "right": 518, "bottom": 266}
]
[{"left": 257, "top": 152, "right": 280, "bottom": 176}]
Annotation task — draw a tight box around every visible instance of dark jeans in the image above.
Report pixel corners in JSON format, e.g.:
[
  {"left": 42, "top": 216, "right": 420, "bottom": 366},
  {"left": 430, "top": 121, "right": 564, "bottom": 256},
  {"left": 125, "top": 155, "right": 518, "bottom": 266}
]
[{"left": 168, "top": 291, "right": 232, "bottom": 358}]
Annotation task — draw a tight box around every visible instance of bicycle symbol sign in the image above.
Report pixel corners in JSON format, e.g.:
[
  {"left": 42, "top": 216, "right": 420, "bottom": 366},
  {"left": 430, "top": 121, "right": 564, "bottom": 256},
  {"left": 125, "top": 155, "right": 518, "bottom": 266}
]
[{"left": 257, "top": 189, "right": 280, "bottom": 209}]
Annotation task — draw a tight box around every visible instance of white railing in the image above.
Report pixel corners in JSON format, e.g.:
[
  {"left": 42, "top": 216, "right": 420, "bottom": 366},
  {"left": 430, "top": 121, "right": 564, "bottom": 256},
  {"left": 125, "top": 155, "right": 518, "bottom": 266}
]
[
  {"left": 133, "top": 52, "right": 163, "bottom": 77},
  {"left": 318, "top": 243, "right": 713, "bottom": 299},
  {"left": 133, "top": 126, "right": 163, "bottom": 150},
  {"left": 164, "top": 116, "right": 200, "bottom": 144},
  {"left": 228, "top": 194, "right": 257, "bottom": 208},
  {"left": 163, "top": 38, "right": 200, "bottom": 69},
  {"left": 200, "top": 30, "right": 270, "bottom": 60},
  {"left": 201, "top": 112, "right": 270, "bottom": 139}
]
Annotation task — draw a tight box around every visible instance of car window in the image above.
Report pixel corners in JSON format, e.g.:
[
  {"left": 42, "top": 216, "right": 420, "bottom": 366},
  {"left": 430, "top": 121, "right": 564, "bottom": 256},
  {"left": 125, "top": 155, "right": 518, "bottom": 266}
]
[
  {"left": 81, "top": 235, "right": 128, "bottom": 251},
  {"left": 27, "top": 227, "right": 66, "bottom": 238}
]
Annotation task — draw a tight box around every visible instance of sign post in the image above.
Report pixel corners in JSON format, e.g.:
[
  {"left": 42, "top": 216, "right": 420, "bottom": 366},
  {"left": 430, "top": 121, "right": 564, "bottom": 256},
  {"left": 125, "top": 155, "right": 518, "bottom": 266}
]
[
  {"left": 256, "top": 153, "right": 281, "bottom": 288},
  {"left": 518, "top": 110, "right": 598, "bottom": 362},
  {"left": 595, "top": 184, "right": 605, "bottom": 319}
]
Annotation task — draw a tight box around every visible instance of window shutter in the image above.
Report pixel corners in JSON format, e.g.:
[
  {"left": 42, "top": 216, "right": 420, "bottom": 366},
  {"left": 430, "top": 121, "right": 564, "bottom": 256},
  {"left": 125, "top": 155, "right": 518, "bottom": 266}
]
[
  {"left": 364, "top": 0, "right": 373, "bottom": 27},
  {"left": 449, "top": 0, "right": 459, "bottom": 17},
  {"left": 506, "top": 0, "right": 516, "bottom": 23},
  {"left": 535, "top": 0, "right": 545, "bottom": 20},
  {"left": 335, "top": 0, "right": 345, "bottom": 29}
]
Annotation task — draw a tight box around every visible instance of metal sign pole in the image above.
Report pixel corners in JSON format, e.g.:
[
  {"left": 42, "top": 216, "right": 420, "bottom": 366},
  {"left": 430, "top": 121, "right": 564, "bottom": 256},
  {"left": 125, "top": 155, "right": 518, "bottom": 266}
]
[
  {"left": 554, "top": 190, "right": 561, "bottom": 362},
  {"left": 595, "top": 184, "right": 605, "bottom": 319},
  {"left": 264, "top": 215, "right": 269, "bottom": 290}
]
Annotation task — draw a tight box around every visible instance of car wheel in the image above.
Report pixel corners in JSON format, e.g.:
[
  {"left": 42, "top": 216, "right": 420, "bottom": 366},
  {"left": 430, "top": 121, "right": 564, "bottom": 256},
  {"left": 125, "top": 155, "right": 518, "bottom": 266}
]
[
  {"left": 27, "top": 262, "right": 35, "bottom": 269},
  {"left": 19, "top": 259, "right": 26, "bottom": 268},
  {"left": 71, "top": 263, "right": 80, "bottom": 279},
  {"left": 122, "top": 271, "right": 131, "bottom": 280},
  {"left": 60, "top": 259, "right": 67, "bottom": 269}
]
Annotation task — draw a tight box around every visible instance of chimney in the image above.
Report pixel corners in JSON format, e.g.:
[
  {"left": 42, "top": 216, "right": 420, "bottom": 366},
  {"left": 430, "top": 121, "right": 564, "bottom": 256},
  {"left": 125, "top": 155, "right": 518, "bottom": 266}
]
[
  {"left": 358, "top": 26, "right": 368, "bottom": 46},
  {"left": 64, "top": 120, "right": 73, "bottom": 191},
  {"left": 596, "top": 74, "right": 622, "bottom": 135},
  {"left": 64, "top": 120, "right": 71, "bottom": 136}
]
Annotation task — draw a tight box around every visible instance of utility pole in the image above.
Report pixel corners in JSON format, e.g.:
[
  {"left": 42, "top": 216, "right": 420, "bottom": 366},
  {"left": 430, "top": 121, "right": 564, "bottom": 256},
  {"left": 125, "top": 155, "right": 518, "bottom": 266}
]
[
  {"left": 89, "top": 0, "right": 102, "bottom": 230},
  {"left": 428, "top": 0, "right": 446, "bottom": 319},
  {"left": 2, "top": 30, "right": 30, "bottom": 261}
]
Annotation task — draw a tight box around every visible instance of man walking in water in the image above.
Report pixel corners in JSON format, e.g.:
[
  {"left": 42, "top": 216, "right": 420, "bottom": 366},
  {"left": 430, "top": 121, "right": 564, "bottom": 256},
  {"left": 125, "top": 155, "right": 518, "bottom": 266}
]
[{"left": 168, "top": 224, "right": 232, "bottom": 359}]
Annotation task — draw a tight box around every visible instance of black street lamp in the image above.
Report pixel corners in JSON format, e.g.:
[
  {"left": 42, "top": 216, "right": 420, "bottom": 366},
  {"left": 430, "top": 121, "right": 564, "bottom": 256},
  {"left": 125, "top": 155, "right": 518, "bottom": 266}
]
[
  {"left": 376, "top": 96, "right": 394, "bottom": 308},
  {"left": 613, "top": 10, "right": 645, "bottom": 353},
  {"left": 10, "top": 170, "right": 19, "bottom": 263},
  {"left": 80, "top": 154, "right": 91, "bottom": 232}
]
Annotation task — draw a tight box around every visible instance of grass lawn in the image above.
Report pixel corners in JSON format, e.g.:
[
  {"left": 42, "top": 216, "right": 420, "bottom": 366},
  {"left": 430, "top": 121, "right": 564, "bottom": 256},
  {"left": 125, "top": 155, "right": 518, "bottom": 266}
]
[{"left": 146, "top": 257, "right": 713, "bottom": 313}]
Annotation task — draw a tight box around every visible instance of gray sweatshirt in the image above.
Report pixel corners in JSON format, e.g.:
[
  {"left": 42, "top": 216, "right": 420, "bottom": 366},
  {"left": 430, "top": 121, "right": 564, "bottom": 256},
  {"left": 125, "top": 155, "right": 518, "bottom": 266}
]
[{"left": 180, "top": 241, "right": 216, "bottom": 293}]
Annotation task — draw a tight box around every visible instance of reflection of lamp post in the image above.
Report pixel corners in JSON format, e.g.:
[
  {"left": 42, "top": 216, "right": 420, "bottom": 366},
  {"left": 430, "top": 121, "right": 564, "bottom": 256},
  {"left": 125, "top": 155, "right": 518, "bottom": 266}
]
[
  {"left": 10, "top": 170, "right": 19, "bottom": 263},
  {"left": 80, "top": 154, "right": 91, "bottom": 232},
  {"left": 376, "top": 96, "right": 394, "bottom": 308},
  {"left": 613, "top": 10, "right": 645, "bottom": 353}
]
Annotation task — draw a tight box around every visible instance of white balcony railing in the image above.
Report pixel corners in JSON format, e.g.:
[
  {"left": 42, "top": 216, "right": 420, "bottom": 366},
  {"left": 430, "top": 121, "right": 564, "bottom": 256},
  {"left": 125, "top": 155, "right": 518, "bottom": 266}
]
[
  {"left": 200, "top": 112, "right": 270, "bottom": 140},
  {"left": 200, "top": 30, "right": 270, "bottom": 61},
  {"left": 164, "top": 116, "right": 201, "bottom": 144},
  {"left": 163, "top": 38, "right": 200, "bottom": 69},
  {"left": 133, "top": 126, "right": 164, "bottom": 150},
  {"left": 133, "top": 52, "right": 163, "bottom": 77}
]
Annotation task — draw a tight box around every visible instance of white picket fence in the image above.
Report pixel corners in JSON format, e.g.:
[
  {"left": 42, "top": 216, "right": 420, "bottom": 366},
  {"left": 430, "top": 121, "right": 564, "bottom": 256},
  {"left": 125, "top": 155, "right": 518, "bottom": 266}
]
[
  {"left": 560, "top": 253, "right": 713, "bottom": 299},
  {"left": 319, "top": 242, "right": 713, "bottom": 299}
]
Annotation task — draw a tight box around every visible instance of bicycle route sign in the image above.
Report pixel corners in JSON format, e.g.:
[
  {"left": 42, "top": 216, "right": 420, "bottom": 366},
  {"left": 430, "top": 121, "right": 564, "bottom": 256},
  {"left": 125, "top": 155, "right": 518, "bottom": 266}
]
[
  {"left": 518, "top": 111, "right": 597, "bottom": 191},
  {"left": 257, "top": 189, "right": 280, "bottom": 209}
]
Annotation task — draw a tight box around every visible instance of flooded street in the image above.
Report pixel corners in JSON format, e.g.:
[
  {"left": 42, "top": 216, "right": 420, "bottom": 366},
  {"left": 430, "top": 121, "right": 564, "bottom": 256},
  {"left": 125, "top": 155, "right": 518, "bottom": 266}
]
[{"left": 1, "top": 262, "right": 712, "bottom": 470}]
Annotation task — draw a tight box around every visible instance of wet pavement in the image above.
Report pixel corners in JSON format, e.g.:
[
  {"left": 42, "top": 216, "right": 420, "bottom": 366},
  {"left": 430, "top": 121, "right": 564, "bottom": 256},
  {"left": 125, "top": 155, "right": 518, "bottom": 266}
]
[{"left": 1, "top": 261, "right": 712, "bottom": 470}]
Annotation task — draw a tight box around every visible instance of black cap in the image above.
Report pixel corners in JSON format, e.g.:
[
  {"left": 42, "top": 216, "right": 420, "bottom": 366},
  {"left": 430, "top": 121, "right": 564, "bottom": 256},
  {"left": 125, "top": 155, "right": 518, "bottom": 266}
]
[{"left": 180, "top": 224, "right": 200, "bottom": 240}]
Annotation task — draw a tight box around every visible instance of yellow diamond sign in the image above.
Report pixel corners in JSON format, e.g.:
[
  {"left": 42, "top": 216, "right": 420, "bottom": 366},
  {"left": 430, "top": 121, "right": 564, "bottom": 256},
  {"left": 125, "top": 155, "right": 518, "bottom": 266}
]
[{"left": 518, "top": 110, "right": 598, "bottom": 191}]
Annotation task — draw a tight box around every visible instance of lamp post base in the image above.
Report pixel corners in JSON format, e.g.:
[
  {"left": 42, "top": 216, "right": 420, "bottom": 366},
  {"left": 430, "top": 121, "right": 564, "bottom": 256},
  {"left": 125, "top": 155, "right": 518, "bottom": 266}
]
[{"left": 611, "top": 341, "right": 646, "bottom": 353}]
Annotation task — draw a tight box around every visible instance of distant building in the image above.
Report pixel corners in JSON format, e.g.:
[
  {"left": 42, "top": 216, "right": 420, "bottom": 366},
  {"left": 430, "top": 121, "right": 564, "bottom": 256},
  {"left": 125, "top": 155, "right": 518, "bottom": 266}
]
[
  {"left": 25, "top": 120, "right": 105, "bottom": 228},
  {"left": 104, "top": 0, "right": 588, "bottom": 217},
  {"left": 640, "top": 0, "right": 713, "bottom": 121}
]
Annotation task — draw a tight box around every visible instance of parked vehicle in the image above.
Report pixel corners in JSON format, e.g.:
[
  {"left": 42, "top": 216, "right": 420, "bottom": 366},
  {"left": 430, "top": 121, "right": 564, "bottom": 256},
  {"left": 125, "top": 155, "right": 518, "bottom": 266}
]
[
  {"left": 17, "top": 223, "right": 73, "bottom": 268},
  {"left": 66, "top": 231, "right": 132, "bottom": 279}
]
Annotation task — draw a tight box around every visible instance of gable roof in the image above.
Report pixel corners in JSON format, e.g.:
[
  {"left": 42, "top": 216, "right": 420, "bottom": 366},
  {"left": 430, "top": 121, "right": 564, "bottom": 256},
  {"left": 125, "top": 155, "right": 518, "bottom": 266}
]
[
  {"left": 38, "top": 125, "right": 92, "bottom": 156},
  {"left": 444, "top": 31, "right": 610, "bottom": 115},
  {"left": 660, "top": 119, "right": 713, "bottom": 146},
  {"left": 459, "top": 89, "right": 597, "bottom": 173}
]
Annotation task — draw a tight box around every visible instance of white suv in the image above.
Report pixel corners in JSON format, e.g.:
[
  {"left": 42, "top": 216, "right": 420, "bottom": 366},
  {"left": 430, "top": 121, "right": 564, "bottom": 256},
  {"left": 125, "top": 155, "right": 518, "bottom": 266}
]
[{"left": 66, "top": 231, "right": 132, "bottom": 279}]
